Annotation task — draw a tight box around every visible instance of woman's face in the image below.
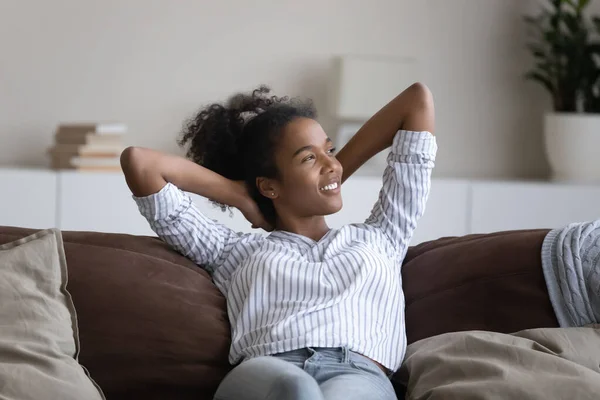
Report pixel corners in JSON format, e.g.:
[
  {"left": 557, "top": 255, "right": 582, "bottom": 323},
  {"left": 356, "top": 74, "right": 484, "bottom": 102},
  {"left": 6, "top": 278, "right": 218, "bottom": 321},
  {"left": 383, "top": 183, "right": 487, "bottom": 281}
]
[{"left": 266, "top": 117, "right": 343, "bottom": 219}]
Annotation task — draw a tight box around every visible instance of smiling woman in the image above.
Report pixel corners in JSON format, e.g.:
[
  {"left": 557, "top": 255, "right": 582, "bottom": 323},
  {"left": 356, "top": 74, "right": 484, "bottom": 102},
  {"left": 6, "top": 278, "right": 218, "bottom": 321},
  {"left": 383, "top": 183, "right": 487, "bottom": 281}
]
[{"left": 120, "top": 82, "right": 437, "bottom": 400}]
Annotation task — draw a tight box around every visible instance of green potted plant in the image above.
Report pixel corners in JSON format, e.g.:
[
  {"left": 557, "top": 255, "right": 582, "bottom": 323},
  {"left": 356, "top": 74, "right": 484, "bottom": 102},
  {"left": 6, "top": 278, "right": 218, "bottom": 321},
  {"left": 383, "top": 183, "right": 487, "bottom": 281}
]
[{"left": 525, "top": 0, "right": 600, "bottom": 183}]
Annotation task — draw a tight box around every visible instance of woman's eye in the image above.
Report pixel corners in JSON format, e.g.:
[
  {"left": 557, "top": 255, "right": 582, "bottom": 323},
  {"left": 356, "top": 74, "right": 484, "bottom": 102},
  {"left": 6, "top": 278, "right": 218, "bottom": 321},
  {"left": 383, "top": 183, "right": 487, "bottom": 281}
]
[
  {"left": 302, "top": 155, "right": 315, "bottom": 162},
  {"left": 328, "top": 147, "right": 337, "bottom": 155}
]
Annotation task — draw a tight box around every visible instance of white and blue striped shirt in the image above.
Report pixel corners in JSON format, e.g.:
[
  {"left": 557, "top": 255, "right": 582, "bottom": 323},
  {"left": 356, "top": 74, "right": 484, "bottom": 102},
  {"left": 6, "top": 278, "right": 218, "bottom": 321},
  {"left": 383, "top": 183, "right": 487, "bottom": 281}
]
[{"left": 134, "top": 130, "right": 437, "bottom": 371}]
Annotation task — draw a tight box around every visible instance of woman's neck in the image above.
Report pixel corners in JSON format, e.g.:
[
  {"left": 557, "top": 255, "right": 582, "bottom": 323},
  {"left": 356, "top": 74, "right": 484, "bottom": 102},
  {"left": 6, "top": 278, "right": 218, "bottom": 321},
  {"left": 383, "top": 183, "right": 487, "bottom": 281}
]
[{"left": 275, "top": 215, "right": 330, "bottom": 242}]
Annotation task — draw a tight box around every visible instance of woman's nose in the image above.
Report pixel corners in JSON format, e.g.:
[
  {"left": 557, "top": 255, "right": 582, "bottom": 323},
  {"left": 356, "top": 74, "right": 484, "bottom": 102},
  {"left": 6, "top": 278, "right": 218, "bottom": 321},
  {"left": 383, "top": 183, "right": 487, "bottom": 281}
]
[{"left": 322, "top": 155, "right": 341, "bottom": 173}]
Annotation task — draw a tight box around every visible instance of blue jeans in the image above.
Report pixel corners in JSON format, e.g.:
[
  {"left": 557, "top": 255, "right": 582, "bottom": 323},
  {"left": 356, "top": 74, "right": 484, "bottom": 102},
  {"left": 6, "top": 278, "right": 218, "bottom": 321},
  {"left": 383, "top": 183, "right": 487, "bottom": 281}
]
[{"left": 213, "top": 346, "right": 399, "bottom": 400}]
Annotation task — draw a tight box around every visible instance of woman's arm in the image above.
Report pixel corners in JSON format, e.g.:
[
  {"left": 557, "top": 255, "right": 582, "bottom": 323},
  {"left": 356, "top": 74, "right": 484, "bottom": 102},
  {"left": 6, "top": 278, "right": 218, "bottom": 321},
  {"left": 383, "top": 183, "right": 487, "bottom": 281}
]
[
  {"left": 335, "top": 82, "right": 435, "bottom": 183},
  {"left": 121, "top": 147, "right": 270, "bottom": 230},
  {"left": 340, "top": 83, "right": 437, "bottom": 258},
  {"left": 121, "top": 147, "right": 245, "bottom": 207}
]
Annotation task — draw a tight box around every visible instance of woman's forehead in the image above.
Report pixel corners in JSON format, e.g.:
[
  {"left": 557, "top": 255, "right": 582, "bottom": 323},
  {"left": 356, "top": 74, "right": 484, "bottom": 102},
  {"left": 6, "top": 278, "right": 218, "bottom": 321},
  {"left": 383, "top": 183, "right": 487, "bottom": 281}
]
[{"left": 280, "top": 118, "right": 328, "bottom": 150}]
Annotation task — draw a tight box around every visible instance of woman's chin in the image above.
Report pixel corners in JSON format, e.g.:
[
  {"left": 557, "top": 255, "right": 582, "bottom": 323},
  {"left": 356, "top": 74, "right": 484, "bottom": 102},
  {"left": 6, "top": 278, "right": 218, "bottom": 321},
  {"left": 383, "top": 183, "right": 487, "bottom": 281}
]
[{"left": 323, "top": 198, "right": 343, "bottom": 215}]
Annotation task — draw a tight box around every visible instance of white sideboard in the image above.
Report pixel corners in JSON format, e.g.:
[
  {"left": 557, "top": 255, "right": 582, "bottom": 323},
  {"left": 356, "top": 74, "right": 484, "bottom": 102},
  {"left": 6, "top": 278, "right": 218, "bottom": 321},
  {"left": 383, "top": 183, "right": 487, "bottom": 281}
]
[{"left": 1, "top": 168, "right": 598, "bottom": 245}]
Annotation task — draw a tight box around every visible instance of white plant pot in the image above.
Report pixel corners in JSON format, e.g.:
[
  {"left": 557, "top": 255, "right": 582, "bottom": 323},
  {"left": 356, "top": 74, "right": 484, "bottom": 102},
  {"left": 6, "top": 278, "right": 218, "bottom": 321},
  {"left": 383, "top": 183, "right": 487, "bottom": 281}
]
[{"left": 544, "top": 113, "right": 600, "bottom": 184}]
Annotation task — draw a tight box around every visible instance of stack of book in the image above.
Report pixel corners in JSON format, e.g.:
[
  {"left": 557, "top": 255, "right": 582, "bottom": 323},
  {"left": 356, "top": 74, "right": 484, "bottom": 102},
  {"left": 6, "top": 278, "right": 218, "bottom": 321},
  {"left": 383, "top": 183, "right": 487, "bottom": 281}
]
[{"left": 48, "top": 123, "right": 127, "bottom": 171}]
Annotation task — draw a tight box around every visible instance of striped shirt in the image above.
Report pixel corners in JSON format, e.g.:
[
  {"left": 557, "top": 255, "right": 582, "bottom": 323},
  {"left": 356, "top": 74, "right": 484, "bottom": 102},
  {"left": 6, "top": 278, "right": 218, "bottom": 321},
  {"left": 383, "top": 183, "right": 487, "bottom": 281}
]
[{"left": 134, "top": 130, "right": 437, "bottom": 371}]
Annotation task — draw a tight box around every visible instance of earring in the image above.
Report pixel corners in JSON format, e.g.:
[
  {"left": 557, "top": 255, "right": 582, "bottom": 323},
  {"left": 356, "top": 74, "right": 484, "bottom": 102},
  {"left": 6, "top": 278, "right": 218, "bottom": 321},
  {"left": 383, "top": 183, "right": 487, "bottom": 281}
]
[{"left": 271, "top": 192, "right": 275, "bottom": 196}]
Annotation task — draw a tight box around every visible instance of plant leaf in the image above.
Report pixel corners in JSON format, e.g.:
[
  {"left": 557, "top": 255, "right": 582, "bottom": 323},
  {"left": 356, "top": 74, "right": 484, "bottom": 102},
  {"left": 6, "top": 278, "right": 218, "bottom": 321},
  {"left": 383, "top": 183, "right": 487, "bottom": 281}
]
[
  {"left": 535, "top": 61, "right": 556, "bottom": 75},
  {"left": 527, "top": 43, "right": 548, "bottom": 59},
  {"left": 526, "top": 71, "right": 555, "bottom": 94},
  {"left": 578, "top": 0, "right": 591, "bottom": 11},
  {"left": 562, "top": 13, "right": 583, "bottom": 34}
]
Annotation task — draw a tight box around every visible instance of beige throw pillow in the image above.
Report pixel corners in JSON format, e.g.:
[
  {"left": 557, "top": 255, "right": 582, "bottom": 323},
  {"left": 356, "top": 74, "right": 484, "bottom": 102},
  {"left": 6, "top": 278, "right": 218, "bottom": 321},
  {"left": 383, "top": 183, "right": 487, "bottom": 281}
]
[
  {"left": 0, "top": 229, "right": 104, "bottom": 399},
  {"left": 399, "top": 327, "right": 600, "bottom": 400}
]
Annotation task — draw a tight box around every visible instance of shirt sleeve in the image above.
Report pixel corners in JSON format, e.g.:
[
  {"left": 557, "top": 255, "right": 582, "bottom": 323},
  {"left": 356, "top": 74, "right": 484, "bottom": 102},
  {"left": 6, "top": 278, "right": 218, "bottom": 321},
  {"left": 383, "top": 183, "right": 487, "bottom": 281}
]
[
  {"left": 133, "top": 182, "right": 242, "bottom": 274},
  {"left": 364, "top": 130, "right": 437, "bottom": 257}
]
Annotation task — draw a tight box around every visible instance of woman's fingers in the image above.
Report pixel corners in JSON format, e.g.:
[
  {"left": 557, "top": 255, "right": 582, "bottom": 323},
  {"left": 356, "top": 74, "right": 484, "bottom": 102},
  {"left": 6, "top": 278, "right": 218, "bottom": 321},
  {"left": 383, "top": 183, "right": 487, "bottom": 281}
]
[{"left": 254, "top": 218, "right": 273, "bottom": 232}]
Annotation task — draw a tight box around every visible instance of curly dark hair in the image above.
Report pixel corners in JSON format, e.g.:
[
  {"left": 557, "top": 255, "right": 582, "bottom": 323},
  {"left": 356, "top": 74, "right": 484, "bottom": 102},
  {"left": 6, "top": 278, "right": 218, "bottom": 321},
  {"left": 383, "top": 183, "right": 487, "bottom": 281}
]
[{"left": 178, "top": 85, "right": 317, "bottom": 225}]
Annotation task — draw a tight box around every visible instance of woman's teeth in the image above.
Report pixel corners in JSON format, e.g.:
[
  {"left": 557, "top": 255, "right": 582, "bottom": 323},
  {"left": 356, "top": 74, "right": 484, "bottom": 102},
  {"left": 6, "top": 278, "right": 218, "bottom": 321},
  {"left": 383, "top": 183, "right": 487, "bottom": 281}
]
[{"left": 320, "top": 182, "right": 339, "bottom": 191}]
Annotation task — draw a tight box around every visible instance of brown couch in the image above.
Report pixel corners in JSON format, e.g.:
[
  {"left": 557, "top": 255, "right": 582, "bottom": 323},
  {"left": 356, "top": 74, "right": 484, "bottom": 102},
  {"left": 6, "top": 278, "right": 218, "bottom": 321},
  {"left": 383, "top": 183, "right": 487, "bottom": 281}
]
[{"left": 0, "top": 226, "right": 559, "bottom": 400}]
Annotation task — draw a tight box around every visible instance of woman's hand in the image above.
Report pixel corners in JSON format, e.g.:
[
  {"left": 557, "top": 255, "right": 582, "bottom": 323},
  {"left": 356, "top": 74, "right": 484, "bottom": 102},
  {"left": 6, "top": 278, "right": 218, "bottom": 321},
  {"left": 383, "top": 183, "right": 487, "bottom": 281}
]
[{"left": 231, "top": 181, "right": 274, "bottom": 232}]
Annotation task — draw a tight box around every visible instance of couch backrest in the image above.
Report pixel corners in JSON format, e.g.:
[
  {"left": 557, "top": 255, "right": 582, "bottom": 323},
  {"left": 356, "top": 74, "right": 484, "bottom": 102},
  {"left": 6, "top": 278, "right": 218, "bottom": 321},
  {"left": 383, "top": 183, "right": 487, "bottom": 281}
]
[{"left": 403, "top": 229, "right": 559, "bottom": 344}]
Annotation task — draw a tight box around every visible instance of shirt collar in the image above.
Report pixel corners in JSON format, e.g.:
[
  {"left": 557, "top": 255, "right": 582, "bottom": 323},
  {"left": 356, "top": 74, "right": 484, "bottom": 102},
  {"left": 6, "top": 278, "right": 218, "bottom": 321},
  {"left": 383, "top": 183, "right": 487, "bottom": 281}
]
[{"left": 267, "top": 229, "right": 334, "bottom": 247}]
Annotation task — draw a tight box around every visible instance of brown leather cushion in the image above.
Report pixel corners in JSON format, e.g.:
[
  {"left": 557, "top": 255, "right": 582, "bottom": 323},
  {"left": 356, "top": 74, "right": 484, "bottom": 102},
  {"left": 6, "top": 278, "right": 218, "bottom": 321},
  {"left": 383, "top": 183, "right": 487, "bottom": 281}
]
[
  {"left": 0, "top": 226, "right": 230, "bottom": 400},
  {"left": 402, "top": 229, "right": 560, "bottom": 345}
]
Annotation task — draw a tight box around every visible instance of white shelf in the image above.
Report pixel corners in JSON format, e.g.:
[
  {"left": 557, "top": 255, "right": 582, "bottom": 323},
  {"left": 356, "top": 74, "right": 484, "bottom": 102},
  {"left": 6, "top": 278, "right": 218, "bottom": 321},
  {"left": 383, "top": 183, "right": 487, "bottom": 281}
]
[{"left": 1, "top": 168, "right": 598, "bottom": 245}]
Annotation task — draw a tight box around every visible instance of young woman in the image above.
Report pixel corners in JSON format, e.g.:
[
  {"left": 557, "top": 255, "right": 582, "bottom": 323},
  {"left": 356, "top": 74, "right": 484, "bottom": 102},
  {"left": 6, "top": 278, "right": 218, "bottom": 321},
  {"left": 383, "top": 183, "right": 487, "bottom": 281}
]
[{"left": 121, "top": 82, "right": 436, "bottom": 400}]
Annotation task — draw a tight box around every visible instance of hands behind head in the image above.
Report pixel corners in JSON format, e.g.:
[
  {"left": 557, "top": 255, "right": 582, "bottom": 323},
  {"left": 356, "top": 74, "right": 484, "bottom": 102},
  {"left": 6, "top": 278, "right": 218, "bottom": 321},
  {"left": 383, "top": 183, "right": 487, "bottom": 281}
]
[{"left": 233, "top": 181, "right": 274, "bottom": 232}]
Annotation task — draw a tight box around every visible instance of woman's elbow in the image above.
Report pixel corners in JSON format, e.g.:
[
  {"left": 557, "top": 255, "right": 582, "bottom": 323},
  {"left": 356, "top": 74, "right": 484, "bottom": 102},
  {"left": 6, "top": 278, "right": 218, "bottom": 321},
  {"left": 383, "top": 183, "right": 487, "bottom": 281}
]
[
  {"left": 121, "top": 146, "right": 144, "bottom": 173},
  {"left": 404, "top": 82, "right": 435, "bottom": 134},
  {"left": 120, "top": 147, "right": 168, "bottom": 196},
  {"left": 121, "top": 146, "right": 154, "bottom": 184},
  {"left": 408, "top": 82, "right": 434, "bottom": 110}
]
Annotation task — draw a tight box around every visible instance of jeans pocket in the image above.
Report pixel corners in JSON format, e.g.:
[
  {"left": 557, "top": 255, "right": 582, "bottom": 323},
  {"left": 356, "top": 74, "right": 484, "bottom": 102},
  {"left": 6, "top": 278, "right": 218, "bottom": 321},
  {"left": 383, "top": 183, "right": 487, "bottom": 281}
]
[{"left": 349, "top": 357, "right": 383, "bottom": 376}]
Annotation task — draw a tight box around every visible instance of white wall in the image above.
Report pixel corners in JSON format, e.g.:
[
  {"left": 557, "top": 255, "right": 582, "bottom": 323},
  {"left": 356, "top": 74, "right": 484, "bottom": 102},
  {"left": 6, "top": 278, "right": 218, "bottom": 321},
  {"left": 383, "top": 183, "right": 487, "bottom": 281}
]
[{"left": 0, "top": 0, "right": 560, "bottom": 179}]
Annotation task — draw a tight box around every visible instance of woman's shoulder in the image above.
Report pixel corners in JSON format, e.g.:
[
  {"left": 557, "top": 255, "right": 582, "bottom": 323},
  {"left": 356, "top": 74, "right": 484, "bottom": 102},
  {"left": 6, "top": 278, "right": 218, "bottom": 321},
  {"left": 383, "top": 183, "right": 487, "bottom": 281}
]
[
  {"left": 236, "top": 231, "right": 268, "bottom": 244},
  {"left": 332, "top": 224, "right": 397, "bottom": 257},
  {"left": 334, "top": 222, "right": 388, "bottom": 239}
]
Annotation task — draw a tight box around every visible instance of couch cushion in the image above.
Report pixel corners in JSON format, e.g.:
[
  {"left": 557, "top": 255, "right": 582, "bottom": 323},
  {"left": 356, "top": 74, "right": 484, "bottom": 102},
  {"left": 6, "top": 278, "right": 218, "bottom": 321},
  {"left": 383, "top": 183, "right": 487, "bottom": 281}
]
[
  {"left": 398, "top": 326, "right": 600, "bottom": 400},
  {"left": 402, "top": 229, "right": 560, "bottom": 345},
  {"left": 0, "top": 226, "right": 231, "bottom": 400},
  {"left": 0, "top": 229, "right": 105, "bottom": 400}
]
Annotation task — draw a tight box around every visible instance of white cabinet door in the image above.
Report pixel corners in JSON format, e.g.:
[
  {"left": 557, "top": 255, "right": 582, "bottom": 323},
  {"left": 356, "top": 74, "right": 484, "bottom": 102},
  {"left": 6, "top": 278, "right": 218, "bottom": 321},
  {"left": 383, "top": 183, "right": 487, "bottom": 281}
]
[
  {"left": 411, "top": 179, "right": 470, "bottom": 244},
  {"left": 326, "top": 177, "right": 470, "bottom": 244},
  {"left": 470, "top": 181, "right": 600, "bottom": 233},
  {"left": 57, "top": 171, "right": 155, "bottom": 235},
  {"left": 0, "top": 168, "right": 57, "bottom": 229}
]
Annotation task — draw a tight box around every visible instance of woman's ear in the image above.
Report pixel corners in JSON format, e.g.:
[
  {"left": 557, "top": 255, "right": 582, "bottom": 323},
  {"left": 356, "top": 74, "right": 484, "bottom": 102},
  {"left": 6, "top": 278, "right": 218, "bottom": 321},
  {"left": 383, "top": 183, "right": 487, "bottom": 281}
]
[{"left": 256, "top": 177, "right": 279, "bottom": 199}]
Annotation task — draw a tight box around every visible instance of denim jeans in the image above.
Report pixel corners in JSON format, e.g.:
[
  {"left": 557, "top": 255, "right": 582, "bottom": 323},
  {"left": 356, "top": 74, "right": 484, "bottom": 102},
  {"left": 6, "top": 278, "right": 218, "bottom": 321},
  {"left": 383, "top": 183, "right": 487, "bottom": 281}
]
[{"left": 213, "top": 346, "right": 400, "bottom": 400}]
